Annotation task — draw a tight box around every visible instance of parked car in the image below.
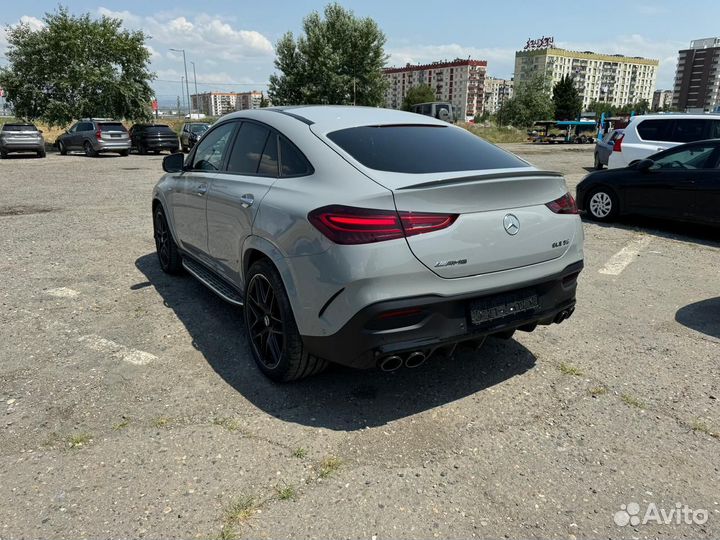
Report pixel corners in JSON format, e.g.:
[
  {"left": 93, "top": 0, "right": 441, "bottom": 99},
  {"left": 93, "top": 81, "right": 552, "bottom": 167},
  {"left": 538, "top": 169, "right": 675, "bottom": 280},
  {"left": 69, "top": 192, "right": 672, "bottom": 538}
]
[
  {"left": 152, "top": 106, "right": 584, "bottom": 381},
  {"left": 0, "top": 123, "right": 45, "bottom": 158},
  {"left": 56, "top": 119, "right": 130, "bottom": 157},
  {"left": 607, "top": 114, "right": 720, "bottom": 169},
  {"left": 593, "top": 128, "right": 624, "bottom": 169},
  {"left": 409, "top": 102, "right": 454, "bottom": 122},
  {"left": 577, "top": 139, "right": 720, "bottom": 225},
  {"left": 129, "top": 124, "right": 179, "bottom": 154},
  {"left": 180, "top": 122, "right": 210, "bottom": 152}
]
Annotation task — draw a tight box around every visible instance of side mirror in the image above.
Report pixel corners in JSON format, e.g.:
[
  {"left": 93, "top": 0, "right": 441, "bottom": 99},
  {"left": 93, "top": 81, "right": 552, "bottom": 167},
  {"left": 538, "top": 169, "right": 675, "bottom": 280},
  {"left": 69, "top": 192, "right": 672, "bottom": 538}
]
[
  {"left": 163, "top": 152, "right": 186, "bottom": 173},
  {"left": 634, "top": 158, "right": 654, "bottom": 172}
]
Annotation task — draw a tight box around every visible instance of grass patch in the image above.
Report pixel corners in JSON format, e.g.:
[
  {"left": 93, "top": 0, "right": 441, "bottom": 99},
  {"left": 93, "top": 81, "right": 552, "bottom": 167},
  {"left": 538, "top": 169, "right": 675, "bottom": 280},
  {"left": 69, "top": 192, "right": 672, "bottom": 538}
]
[
  {"left": 291, "top": 447, "right": 307, "bottom": 459},
  {"left": 68, "top": 433, "right": 92, "bottom": 449},
  {"left": 464, "top": 123, "right": 528, "bottom": 144},
  {"left": 113, "top": 419, "right": 130, "bottom": 431},
  {"left": 212, "top": 417, "right": 240, "bottom": 432},
  {"left": 558, "top": 362, "right": 583, "bottom": 376},
  {"left": 218, "top": 523, "right": 237, "bottom": 540},
  {"left": 152, "top": 416, "right": 171, "bottom": 428},
  {"left": 691, "top": 419, "right": 719, "bottom": 438},
  {"left": 224, "top": 496, "right": 255, "bottom": 524},
  {"left": 589, "top": 386, "right": 608, "bottom": 397},
  {"left": 621, "top": 394, "right": 645, "bottom": 409},
  {"left": 275, "top": 484, "right": 296, "bottom": 501},
  {"left": 318, "top": 456, "right": 342, "bottom": 478}
]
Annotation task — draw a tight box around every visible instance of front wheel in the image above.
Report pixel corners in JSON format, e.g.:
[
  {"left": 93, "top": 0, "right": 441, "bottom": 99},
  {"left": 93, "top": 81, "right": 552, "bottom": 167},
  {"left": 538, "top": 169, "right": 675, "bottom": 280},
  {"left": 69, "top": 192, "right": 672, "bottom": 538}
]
[
  {"left": 586, "top": 187, "right": 618, "bottom": 222},
  {"left": 244, "top": 259, "right": 327, "bottom": 382}
]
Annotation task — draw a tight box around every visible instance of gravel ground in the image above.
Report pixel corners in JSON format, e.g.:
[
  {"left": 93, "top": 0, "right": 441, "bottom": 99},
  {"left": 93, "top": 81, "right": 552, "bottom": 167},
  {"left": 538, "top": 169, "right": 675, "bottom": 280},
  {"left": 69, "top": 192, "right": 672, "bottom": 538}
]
[{"left": 1, "top": 144, "right": 718, "bottom": 539}]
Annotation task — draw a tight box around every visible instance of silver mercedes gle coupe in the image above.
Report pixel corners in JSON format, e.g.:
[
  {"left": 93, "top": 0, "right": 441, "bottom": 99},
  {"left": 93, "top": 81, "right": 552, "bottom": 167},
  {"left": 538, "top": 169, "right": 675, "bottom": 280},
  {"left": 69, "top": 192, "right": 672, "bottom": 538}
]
[{"left": 152, "top": 106, "right": 584, "bottom": 381}]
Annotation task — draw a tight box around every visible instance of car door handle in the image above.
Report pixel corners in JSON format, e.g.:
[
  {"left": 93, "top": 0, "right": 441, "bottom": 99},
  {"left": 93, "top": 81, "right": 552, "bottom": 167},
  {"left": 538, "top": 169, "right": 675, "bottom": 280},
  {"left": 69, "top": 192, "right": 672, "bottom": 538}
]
[
  {"left": 195, "top": 184, "right": 208, "bottom": 196},
  {"left": 240, "top": 194, "right": 255, "bottom": 208}
]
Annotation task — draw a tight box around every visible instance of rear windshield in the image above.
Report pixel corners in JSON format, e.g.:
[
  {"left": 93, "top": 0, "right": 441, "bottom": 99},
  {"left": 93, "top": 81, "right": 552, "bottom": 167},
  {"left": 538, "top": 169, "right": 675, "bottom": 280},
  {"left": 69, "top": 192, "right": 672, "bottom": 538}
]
[
  {"left": 327, "top": 125, "right": 527, "bottom": 173},
  {"left": 147, "top": 125, "right": 174, "bottom": 133},
  {"left": 98, "top": 123, "right": 127, "bottom": 132},
  {"left": 189, "top": 124, "right": 209, "bottom": 133},
  {"left": 2, "top": 124, "right": 37, "bottom": 132}
]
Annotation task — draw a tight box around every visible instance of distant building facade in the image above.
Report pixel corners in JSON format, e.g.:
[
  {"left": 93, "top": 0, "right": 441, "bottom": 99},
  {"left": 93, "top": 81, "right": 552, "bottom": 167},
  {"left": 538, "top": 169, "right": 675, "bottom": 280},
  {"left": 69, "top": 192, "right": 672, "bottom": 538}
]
[
  {"left": 652, "top": 89, "right": 673, "bottom": 111},
  {"left": 382, "top": 59, "right": 487, "bottom": 120},
  {"left": 672, "top": 37, "right": 720, "bottom": 112},
  {"left": 484, "top": 77, "right": 513, "bottom": 115},
  {"left": 514, "top": 40, "right": 659, "bottom": 109},
  {"left": 191, "top": 92, "right": 239, "bottom": 117},
  {"left": 236, "top": 91, "right": 264, "bottom": 111}
]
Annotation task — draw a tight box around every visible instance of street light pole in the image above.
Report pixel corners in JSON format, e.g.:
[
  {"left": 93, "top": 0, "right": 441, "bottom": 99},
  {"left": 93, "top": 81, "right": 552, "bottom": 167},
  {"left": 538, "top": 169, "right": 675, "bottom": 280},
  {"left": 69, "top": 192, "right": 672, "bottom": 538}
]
[
  {"left": 180, "top": 76, "right": 186, "bottom": 116},
  {"left": 190, "top": 61, "right": 199, "bottom": 114},
  {"left": 170, "top": 48, "right": 191, "bottom": 118}
]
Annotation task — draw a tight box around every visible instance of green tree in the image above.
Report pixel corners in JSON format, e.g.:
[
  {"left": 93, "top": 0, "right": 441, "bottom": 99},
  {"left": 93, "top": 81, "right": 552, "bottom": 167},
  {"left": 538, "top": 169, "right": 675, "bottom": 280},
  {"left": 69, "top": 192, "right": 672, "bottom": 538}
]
[
  {"left": 401, "top": 84, "right": 436, "bottom": 110},
  {"left": 268, "top": 3, "right": 388, "bottom": 106},
  {"left": 0, "top": 7, "right": 154, "bottom": 126},
  {"left": 496, "top": 74, "right": 554, "bottom": 127},
  {"left": 587, "top": 100, "right": 617, "bottom": 118},
  {"left": 552, "top": 75, "right": 582, "bottom": 120},
  {"left": 259, "top": 92, "right": 270, "bottom": 108}
]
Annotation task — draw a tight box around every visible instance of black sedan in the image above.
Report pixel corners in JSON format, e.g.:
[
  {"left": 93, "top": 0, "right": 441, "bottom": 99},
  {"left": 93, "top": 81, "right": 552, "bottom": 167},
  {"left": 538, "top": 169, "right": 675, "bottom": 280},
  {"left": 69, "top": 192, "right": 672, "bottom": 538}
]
[{"left": 577, "top": 139, "right": 720, "bottom": 226}]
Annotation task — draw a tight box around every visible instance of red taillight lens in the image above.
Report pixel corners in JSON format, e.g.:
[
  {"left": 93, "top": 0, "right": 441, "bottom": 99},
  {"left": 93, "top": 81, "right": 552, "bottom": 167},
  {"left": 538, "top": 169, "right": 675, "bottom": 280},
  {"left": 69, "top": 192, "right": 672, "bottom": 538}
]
[
  {"left": 96, "top": 129, "right": 102, "bottom": 141},
  {"left": 546, "top": 193, "right": 578, "bottom": 214},
  {"left": 308, "top": 205, "right": 458, "bottom": 245},
  {"left": 612, "top": 134, "right": 624, "bottom": 152}
]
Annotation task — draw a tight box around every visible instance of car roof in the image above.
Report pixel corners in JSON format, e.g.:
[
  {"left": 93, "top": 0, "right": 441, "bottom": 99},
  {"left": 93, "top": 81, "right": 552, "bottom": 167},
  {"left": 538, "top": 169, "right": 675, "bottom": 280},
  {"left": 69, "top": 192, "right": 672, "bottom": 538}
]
[
  {"left": 629, "top": 113, "right": 720, "bottom": 123},
  {"left": 223, "top": 105, "right": 447, "bottom": 135}
]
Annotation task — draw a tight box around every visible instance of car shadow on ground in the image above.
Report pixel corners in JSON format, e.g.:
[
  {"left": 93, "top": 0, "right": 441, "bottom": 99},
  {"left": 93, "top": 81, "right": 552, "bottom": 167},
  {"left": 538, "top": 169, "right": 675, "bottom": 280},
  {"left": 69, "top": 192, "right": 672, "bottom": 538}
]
[
  {"left": 675, "top": 297, "right": 720, "bottom": 340},
  {"left": 580, "top": 214, "right": 720, "bottom": 247},
  {"left": 135, "top": 253, "right": 538, "bottom": 431}
]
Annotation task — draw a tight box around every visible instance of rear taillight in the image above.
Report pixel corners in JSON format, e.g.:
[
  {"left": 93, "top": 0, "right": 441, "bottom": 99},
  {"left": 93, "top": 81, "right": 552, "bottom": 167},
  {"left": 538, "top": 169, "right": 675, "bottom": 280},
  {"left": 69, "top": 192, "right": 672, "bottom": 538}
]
[
  {"left": 612, "top": 134, "right": 624, "bottom": 152},
  {"left": 546, "top": 193, "right": 578, "bottom": 214},
  {"left": 308, "top": 205, "right": 458, "bottom": 245},
  {"left": 96, "top": 129, "right": 102, "bottom": 141}
]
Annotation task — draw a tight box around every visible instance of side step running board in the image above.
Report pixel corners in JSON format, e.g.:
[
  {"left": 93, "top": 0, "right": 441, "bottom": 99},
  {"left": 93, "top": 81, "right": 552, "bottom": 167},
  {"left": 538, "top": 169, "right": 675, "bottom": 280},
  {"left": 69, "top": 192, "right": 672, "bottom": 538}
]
[{"left": 182, "top": 257, "right": 244, "bottom": 306}]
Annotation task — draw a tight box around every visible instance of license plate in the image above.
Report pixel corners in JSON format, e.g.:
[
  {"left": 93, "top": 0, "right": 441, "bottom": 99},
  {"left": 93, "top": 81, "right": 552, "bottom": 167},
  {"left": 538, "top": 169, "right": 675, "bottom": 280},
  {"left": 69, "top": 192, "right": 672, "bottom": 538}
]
[
  {"left": 469, "top": 292, "right": 539, "bottom": 326},
  {"left": 110, "top": 134, "right": 120, "bottom": 138}
]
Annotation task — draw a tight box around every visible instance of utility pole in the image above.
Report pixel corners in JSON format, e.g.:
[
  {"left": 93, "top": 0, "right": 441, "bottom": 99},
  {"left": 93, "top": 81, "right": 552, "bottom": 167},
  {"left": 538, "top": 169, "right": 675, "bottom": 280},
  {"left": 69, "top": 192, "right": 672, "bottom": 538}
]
[
  {"left": 180, "top": 76, "right": 186, "bottom": 116},
  {"left": 190, "top": 61, "right": 199, "bottom": 114},
  {"left": 170, "top": 48, "right": 191, "bottom": 118}
]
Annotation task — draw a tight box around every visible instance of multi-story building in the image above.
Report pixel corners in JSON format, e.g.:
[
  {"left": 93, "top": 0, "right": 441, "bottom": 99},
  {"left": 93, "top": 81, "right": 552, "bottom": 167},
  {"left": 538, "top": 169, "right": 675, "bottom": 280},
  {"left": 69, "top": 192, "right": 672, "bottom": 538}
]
[
  {"left": 483, "top": 77, "right": 513, "bottom": 115},
  {"left": 514, "top": 43, "right": 659, "bottom": 109},
  {"left": 191, "top": 92, "right": 240, "bottom": 117},
  {"left": 652, "top": 89, "right": 673, "bottom": 111},
  {"left": 672, "top": 37, "right": 720, "bottom": 112},
  {"left": 236, "top": 91, "right": 264, "bottom": 111},
  {"left": 382, "top": 59, "right": 487, "bottom": 120}
]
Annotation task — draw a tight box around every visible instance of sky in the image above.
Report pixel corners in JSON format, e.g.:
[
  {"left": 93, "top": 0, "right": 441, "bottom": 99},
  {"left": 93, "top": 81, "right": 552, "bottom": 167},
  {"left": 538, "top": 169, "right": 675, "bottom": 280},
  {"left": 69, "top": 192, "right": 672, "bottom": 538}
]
[{"left": 1, "top": 0, "right": 719, "bottom": 106}]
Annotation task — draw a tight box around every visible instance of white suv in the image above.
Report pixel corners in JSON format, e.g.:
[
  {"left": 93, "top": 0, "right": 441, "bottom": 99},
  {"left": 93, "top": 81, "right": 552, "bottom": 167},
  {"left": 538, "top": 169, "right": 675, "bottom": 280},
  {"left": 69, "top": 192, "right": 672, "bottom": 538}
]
[{"left": 608, "top": 114, "right": 720, "bottom": 169}]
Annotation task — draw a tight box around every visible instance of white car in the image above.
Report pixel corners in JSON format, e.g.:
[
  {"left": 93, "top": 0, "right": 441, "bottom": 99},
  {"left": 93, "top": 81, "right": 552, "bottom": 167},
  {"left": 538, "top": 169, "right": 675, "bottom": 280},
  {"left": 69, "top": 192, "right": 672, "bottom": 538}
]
[{"left": 608, "top": 114, "right": 720, "bottom": 169}]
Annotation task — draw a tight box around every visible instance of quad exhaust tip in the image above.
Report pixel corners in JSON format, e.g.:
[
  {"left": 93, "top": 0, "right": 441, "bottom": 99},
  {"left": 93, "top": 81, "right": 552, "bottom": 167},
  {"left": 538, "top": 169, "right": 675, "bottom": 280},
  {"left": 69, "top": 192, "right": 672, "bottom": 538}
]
[
  {"left": 378, "top": 355, "right": 403, "bottom": 372},
  {"left": 405, "top": 351, "right": 427, "bottom": 368}
]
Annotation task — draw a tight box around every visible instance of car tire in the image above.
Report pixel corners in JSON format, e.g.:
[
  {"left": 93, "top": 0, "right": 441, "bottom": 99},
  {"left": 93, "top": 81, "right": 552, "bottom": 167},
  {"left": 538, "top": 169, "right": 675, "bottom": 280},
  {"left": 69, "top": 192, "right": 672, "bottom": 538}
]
[
  {"left": 58, "top": 141, "right": 67, "bottom": 155},
  {"left": 118, "top": 150, "right": 129, "bottom": 157},
  {"left": 586, "top": 187, "right": 618, "bottom": 222},
  {"left": 181, "top": 144, "right": 188, "bottom": 153},
  {"left": 153, "top": 205, "right": 183, "bottom": 274},
  {"left": 138, "top": 143, "right": 147, "bottom": 155},
  {"left": 83, "top": 141, "right": 97, "bottom": 157},
  {"left": 0, "top": 150, "right": 7, "bottom": 159},
  {"left": 594, "top": 152, "right": 603, "bottom": 170},
  {"left": 244, "top": 259, "right": 328, "bottom": 382},
  {"left": 153, "top": 149, "right": 160, "bottom": 155},
  {"left": 37, "top": 149, "right": 46, "bottom": 158}
]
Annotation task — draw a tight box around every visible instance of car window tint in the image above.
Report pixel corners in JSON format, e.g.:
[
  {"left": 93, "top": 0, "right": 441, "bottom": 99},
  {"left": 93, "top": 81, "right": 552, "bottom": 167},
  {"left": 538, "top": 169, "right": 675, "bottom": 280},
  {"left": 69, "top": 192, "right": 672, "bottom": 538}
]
[
  {"left": 279, "top": 136, "right": 312, "bottom": 176},
  {"left": 191, "top": 122, "right": 235, "bottom": 171},
  {"left": 327, "top": 125, "right": 526, "bottom": 173},
  {"left": 636, "top": 119, "right": 672, "bottom": 141},
  {"left": 226, "top": 122, "right": 270, "bottom": 175},
  {"left": 257, "top": 134, "right": 279, "bottom": 177},
  {"left": 672, "top": 119, "right": 707, "bottom": 143},
  {"left": 709, "top": 120, "right": 720, "bottom": 139},
  {"left": 652, "top": 144, "right": 717, "bottom": 170},
  {"left": 99, "top": 123, "right": 126, "bottom": 132},
  {"left": 78, "top": 122, "right": 93, "bottom": 131}
]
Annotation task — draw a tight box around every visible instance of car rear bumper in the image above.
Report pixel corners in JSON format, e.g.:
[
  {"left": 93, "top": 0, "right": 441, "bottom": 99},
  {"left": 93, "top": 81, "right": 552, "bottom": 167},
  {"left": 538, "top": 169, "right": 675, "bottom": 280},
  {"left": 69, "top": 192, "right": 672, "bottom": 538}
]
[
  {"left": 142, "top": 140, "right": 179, "bottom": 149},
  {"left": 96, "top": 141, "right": 131, "bottom": 152},
  {"left": 0, "top": 141, "right": 44, "bottom": 152},
  {"left": 301, "top": 260, "right": 583, "bottom": 369}
]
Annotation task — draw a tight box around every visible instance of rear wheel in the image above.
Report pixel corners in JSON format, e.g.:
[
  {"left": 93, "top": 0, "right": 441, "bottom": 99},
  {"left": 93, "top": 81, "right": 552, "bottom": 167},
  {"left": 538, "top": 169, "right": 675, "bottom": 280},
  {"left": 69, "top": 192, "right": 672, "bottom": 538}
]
[
  {"left": 0, "top": 150, "right": 7, "bottom": 159},
  {"left": 118, "top": 149, "right": 129, "bottom": 157},
  {"left": 138, "top": 143, "right": 147, "bottom": 155},
  {"left": 594, "top": 152, "right": 603, "bottom": 170},
  {"left": 153, "top": 149, "right": 160, "bottom": 155},
  {"left": 244, "top": 259, "right": 327, "bottom": 382},
  {"left": 83, "top": 141, "right": 97, "bottom": 157},
  {"left": 37, "top": 149, "right": 46, "bottom": 158},
  {"left": 586, "top": 187, "right": 618, "bottom": 222},
  {"left": 153, "top": 205, "right": 183, "bottom": 274}
]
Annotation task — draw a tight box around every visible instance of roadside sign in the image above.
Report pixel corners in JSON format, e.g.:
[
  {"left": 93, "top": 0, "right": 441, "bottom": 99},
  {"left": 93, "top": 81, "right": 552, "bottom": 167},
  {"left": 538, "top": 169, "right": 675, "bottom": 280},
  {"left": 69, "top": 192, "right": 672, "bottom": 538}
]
[{"left": 151, "top": 99, "right": 159, "bottom": 111}]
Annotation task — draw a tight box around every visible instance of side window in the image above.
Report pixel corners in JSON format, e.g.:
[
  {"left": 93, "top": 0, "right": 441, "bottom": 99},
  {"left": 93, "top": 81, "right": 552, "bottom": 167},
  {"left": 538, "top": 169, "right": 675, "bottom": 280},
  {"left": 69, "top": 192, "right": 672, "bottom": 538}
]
[
  {"left": 672, "top": 119, "right": 707, "bottom": 143},
  {"left": 258, "top": 134, "right": 279, "bottom": 177},
  {"left": 226, "top": 122, "right": 271, "bottom": 175},
  {"left": 651, "top": 144, "right": 717, "bottom": 170},
  {"left": 709, "top": 120, "right": 720, "bottom": 139},
  {"left": 636, "top": 119, "right": 671, "bottom": 142},
  {"left": 191, "top": 122, "right": 236, "bottom": 171},
  {"left": 68, "top": 123, "right": 78, "bottom": 133},
  {"left": 279, "top": 136, "right": 312, "bottom": 177}
]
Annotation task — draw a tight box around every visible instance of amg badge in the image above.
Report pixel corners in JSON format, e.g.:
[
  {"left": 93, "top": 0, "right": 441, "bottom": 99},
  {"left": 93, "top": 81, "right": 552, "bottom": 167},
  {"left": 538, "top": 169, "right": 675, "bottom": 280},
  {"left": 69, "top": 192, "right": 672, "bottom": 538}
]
[{"left": 434, "top": 258, "right": 468, "bottom": 268}]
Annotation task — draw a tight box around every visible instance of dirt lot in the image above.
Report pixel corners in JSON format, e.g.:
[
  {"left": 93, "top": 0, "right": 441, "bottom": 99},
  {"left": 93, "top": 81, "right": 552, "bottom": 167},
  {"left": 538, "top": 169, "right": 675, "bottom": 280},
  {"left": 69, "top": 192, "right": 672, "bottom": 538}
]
[{"left": 1, "top": 144, "right": 718, "bottom": 539}]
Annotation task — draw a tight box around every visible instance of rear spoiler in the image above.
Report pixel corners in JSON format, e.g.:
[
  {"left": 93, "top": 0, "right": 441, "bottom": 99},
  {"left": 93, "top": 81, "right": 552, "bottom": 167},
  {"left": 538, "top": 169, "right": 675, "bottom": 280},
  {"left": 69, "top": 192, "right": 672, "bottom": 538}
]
[{"left": 396, "top": 170, "right": 564, "bottom": 190}]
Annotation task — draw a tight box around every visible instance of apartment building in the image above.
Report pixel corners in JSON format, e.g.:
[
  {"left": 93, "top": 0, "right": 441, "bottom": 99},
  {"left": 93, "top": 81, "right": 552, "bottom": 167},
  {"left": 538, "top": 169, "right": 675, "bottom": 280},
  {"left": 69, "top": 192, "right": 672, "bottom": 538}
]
[
  {"left": 191, "top": 92, "right": 239, "bottom": 117},
  {"left": 383, "top": 59, "right": 487, "bottom": 120},
  {"left": 236, "top": 91, "right": 264, "bottom": 111},
  {"left": 514, "top": 42, "right": 659, "bottom": 109},
  {"left": 672, "top": 37, "right": 720, "bottom": 112},
  {"left": 652, "top": 89, "right": 673, "bottom": 111},
  {"left": 484, "top": 77, "right": 513, "bottom": 115}
]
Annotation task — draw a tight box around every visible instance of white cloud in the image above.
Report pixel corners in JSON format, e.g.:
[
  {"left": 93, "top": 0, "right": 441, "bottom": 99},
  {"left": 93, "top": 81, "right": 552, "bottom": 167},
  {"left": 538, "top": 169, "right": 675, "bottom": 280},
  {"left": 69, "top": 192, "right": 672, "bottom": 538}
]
[{"left": 19, "top": 15, "right": 45, "bottom": 32}]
